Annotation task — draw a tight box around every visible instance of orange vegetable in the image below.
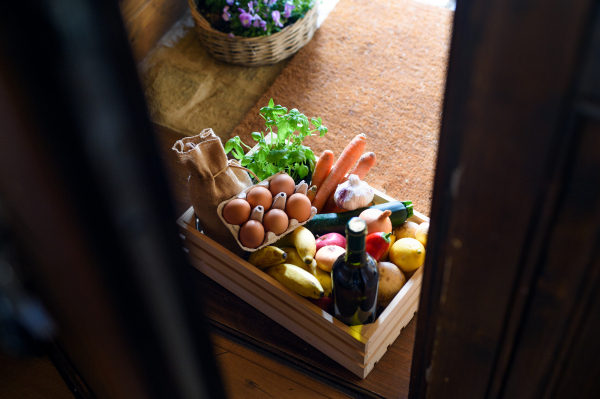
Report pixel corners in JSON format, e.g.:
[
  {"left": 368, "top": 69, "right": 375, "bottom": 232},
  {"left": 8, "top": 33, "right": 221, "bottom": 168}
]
[
  {"left": 312, "top": 134, "right": 367, "bottom": 213},
  {"left": 322, "top": 152, "right": 376, "bottom": 213},
  {"left": 310, "top": 150, "right": 334, "bottom": 202},
  {"left": 359, "top": 209, "right": 392, "bottom": 234}
]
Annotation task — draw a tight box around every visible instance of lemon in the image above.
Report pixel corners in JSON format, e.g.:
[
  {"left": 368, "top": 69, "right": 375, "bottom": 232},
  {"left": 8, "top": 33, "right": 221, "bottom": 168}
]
[{"left": 389, "top": 238, "right": 425, "bottom": 273}]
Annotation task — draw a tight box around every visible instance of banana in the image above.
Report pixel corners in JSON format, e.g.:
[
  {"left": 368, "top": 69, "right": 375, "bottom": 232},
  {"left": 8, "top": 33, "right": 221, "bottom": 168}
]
[
  {"left": 314, "top": 265, "right": 332, "bottom": 297},
  {"left": 281, "top": 247, "right": 307, "bottom": 269},
  {"left": 275, "top": 226, "right": 316, "bottom": 264},
  {"left": 248, "top": 246, "right": 287, "bottom": 270},
  {"left": 282, "top": 247, "right": 332, "bottom": 297},
  {"left": 266, "top": 263, "right": 324, "bottom": 299}
]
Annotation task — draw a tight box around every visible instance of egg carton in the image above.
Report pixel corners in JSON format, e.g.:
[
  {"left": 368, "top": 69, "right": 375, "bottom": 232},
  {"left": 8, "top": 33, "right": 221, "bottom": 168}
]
[{"left": 217, "top": 171, "right": 317, "bottom": 252}]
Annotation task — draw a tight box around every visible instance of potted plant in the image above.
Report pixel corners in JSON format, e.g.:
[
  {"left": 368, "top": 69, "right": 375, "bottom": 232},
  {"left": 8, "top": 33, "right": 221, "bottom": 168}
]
[
  {"left": 224, "top": 98, "right": 328, "bottom": 183},
  {"left": 188, "top": 0, "right": 319, "bottom": 66}
]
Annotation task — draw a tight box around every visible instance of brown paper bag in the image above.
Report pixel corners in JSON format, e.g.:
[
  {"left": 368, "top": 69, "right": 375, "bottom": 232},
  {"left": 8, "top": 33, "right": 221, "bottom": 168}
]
[{"left": 173, "top": 129, "right": 252, "bottom": 255}]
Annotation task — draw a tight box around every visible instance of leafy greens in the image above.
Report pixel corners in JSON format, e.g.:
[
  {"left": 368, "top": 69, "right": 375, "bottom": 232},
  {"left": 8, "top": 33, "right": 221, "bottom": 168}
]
[{"left": 225, "top": 99, "right": 328, "bottom": 181}]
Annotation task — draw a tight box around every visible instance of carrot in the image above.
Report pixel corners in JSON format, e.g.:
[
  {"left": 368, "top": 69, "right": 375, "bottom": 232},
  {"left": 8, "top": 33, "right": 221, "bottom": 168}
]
[
  {"left": 312, "top": 134, "right": 367, "bottom": 213},
  {"left": 310, "top": 150, "right": 334, "bottom": 200},
  {"left": 322, "top": 152, "right": 377, "bottom": 213},
  {"left": 349, "top": 152, "right": 377, "bottom": 178}
]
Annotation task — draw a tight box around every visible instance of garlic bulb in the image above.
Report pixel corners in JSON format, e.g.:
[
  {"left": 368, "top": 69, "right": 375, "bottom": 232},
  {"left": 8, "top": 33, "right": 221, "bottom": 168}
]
[{"left": 334, "top": 175, "right": 374, "bottom": 210}]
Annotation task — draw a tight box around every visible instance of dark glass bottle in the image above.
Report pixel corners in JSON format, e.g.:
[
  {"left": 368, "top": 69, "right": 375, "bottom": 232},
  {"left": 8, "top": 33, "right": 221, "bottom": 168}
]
[{"left": 332, "top": 217, "right": 379, "bottom": 326}]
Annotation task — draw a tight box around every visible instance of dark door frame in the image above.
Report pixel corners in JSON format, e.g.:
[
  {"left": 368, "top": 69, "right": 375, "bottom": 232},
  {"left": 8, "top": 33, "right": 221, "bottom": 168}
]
[{"left": 410, "top": 0, "right": 600, "bottom": 397}]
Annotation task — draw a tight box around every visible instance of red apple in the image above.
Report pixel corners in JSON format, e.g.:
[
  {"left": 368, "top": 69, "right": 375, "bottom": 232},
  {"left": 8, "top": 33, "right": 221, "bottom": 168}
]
[{"left": 315, "top": 232, "right": 346, "bottom": 252}]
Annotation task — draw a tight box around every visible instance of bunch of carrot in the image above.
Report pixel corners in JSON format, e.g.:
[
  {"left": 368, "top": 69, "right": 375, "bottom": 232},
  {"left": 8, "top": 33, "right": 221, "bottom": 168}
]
[{"left": 309, "top": 133, "right": 377, "bottom": 214}]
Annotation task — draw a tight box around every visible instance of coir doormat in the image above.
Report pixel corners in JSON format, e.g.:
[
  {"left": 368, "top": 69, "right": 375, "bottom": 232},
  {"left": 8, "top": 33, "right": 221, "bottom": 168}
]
[{"left": 231, "top": 0, "right": 452, "bottom": 215}]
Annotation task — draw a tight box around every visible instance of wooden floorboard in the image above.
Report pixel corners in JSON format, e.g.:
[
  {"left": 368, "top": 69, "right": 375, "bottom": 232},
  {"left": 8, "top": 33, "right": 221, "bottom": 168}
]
[
  {"left": 0, "top": 352, "right": 72, "bottom": 399},
  {"left": 212, "top": 335, "right": 349, "bottom": 399}
]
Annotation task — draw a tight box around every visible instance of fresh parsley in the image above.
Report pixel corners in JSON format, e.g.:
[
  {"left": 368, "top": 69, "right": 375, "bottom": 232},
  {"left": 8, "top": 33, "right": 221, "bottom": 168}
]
[{"left": 225, "top": 99, "right": 328, "bottom": 182}]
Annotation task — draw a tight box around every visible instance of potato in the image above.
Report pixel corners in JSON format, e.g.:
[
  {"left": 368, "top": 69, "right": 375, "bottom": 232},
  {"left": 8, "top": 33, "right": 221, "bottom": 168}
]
[
  {"left": 315, "top": 245, "right": 345, "bottom": 272},
  {"left": 377, "top": 262, "right": 406, "bottom": 308},
  {"left": 393, "top": 221, "right": 419, "bottom": 239},
  {"left": 415, "top": 222, "right": 429, "bottom": 247}
]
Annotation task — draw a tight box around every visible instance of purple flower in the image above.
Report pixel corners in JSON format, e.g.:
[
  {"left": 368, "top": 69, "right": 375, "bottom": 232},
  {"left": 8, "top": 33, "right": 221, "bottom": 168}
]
[
  {"left": 283, "top": 3, "right": 295, "bottom": 18},
  {"left": 271, "top": 10, "right": 283, "bottom": 27},
  {"left": 239, "top": 10, "right": 253, "bottom": 27},
  {"left": 228, "top": 32, "right": 235, "bottom": 38},
  {"left": 226, "top": 0, "right": 234, "bottom": 4},
  {"left": 222, "top": 6, "right": 231, "bottom": 21},
  {"left": 252, "top": 15, "right": 268, "bottom": 30},
  {"left": 268, "top": 0, "right": 277, "bottom": 6},
  {"left": 248, "top": 2, "right": 254, "bottom": 14}
]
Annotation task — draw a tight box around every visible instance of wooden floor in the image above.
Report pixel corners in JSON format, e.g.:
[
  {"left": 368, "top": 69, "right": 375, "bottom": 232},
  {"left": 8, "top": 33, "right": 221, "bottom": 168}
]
[
  {"left": 0, "top": 336, "right": 348, "bottom": 399},
  {"left": 0, "top": 352, "right": 72, "bottom": 399}
]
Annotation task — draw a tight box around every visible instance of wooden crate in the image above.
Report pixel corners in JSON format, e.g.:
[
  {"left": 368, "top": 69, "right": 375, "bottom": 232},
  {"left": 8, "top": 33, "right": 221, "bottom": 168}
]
[{"left": 176, "top": 190, "right": 427, "bottom": 379}]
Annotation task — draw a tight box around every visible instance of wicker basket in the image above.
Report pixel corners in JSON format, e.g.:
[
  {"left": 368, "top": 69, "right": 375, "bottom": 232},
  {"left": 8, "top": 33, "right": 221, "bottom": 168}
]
[{"left": 188, "top": 0, "right": 318, "bottom": 67}]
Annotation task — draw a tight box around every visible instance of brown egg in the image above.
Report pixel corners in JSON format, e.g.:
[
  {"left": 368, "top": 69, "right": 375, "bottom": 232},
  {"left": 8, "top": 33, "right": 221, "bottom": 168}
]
[
  {"left": 222, "top": 199, "right": 251, "bottom": 225},
  {"left": 285, "top": 193, "right": 312, "bottom": 222},
  {"left": 269, "top": 174, "right": 295, "bottom": 198},
  {"left": 239, "top": 220, "right": 265, "bottom": 249},
  {"left": 246, "top": 187, "right": 273, "bottom": 211},
  {"left": 263, "top": 209, "right": 289, "bottom": 235}
]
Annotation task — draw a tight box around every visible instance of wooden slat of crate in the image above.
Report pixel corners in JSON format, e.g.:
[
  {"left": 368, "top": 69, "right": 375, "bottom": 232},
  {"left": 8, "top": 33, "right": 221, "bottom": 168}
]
[
  {"left": 352, "top": 268, "right": 424, "bottom": 365},
  {"left": 177, "top": 190, "right": 426, "bottom": 378},
  {"left": 178, "top": 209, "right": 368, "bottom": 352},
  {"left": 183, "top": 246, "right": 370, "bottom": 376},
  {"left": 181, "top": 236, "right": 370, "bottom": 365}
]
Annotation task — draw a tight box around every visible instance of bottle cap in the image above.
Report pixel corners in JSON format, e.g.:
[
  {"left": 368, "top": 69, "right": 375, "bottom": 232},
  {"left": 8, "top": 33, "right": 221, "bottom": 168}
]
[{"left": 347, "top": 217, "right": 366, "bottom": 236}]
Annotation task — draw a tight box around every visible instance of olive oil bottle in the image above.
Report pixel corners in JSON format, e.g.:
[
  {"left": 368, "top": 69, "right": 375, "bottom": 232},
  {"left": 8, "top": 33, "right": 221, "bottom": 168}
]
[{"left": 332, "top": 217, "right": 379, "bottom": 326}]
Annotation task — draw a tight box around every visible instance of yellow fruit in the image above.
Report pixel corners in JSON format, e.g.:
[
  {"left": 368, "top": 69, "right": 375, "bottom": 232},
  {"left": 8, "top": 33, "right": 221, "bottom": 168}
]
[
  {"left": 281, "top": 247, "right": 307, "bottom": 269},
  {"left": 248, "top": 246, "right": 288, "bottom": 270},
  {"left": 415, "top": 222, "right": 429, "bottom": 248},
  {"left": 275, "top": 226, "right": 316, "bottom": 264},
  {"left": 380, "top": 234, "right": 396, "bottom": 262},
  {"left": 266, "top": 263, "right": 324, "bottom": 299},
  {"left": 283, "top": 247, "right": 332, "bottom": 297},
  {"left": 389, "top": 238, "right": 425, "bottom": 273}
]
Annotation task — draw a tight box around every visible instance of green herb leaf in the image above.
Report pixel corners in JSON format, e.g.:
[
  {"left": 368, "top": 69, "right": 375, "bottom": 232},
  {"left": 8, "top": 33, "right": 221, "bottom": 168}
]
[
  {"left": 269, "top": 98, "right": 274, "bottom": 108},
  {"left": 288, "top": 149, "right": 306, "bottom": 163},
  {"left": 273, "top": 105, "right": 287, "bottom": 115},
  {"left": 233, "top": 146, "right": 245, "bottom": 160},
  {"left": 276, "top": 119, "right": 290, "bottom": 144},
  {"left": 251, "top": 132, "right": 262, "bottom": 141},
  {"left": 302, "top": 147, "right": 316, "bottom": 161},
  {"left": 224, "top": 136, "right": 240, "bottom": 153},
  {"left": 256, "top": 150, "right": 267, "bottom": 162},
  {"left": 318, "top": 125, "right": 328, "bottom": 137},
  {"left": 266, "top": 149, "right": 288, "bottom": 163},
  {"left": 297, "top": 164, "right": 309, "bottom": 178},
  {"left": 311, "top": 117, "right": 322, "bottom": 128}
]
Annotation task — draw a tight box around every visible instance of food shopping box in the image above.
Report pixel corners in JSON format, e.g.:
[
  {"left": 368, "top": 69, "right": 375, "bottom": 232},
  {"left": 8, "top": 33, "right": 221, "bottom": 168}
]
[{"left": 176, "top": 188, "right": 427, "bottom": 378}]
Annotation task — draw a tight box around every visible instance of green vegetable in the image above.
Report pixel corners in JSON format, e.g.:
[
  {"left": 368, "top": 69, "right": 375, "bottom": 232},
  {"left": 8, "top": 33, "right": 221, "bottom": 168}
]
[
  {"left": 224, "top": 99, "right": 327, "bottom": 181},
  {"left": 304, "top": 201, "right": 414, "bottom": 236}
]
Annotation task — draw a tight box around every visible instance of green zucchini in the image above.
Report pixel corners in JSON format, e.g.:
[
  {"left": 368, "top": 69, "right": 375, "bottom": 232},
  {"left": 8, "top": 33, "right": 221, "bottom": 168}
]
[{"left": 304, "top": 201, "right": 413, "bottom": 236}]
